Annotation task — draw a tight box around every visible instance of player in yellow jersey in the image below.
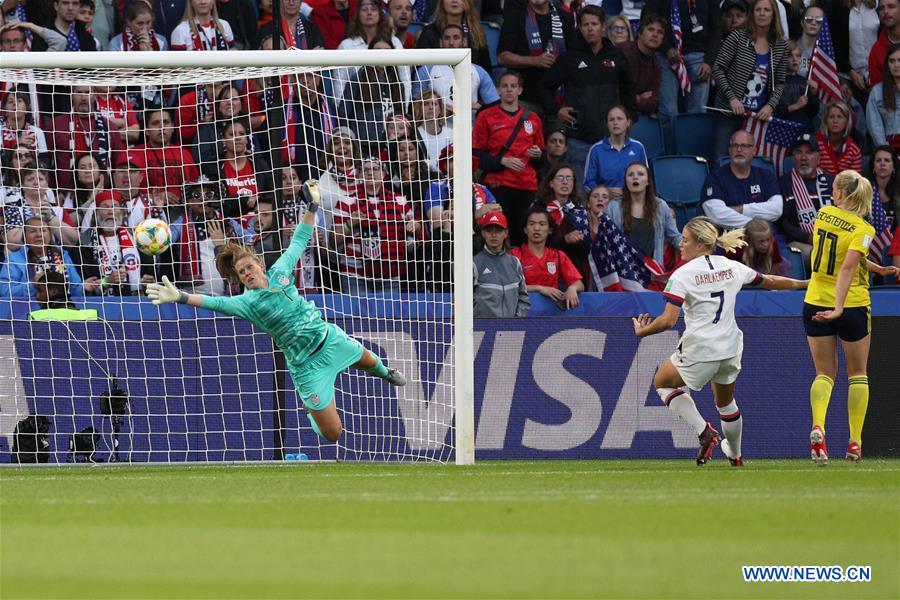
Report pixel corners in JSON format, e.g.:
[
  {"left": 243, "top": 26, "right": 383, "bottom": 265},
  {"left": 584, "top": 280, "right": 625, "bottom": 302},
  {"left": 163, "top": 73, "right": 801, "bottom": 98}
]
[{"left": 803, "top": 170, "right": 900, "bottom": 465}]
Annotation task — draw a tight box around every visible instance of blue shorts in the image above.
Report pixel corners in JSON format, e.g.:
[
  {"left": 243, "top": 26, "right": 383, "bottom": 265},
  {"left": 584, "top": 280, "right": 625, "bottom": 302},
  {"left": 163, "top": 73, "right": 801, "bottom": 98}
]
[
  {"left": 802, "top": 303, "right": 871, "bottom": 342},
  {"left": 290, "top": 323, "right": 365, "bottom": 411}
]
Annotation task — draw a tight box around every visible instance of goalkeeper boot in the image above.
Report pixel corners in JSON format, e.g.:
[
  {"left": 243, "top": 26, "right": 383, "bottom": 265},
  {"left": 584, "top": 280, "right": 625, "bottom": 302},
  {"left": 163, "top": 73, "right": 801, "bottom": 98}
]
[
  {"left": 721, "top": 438, "right": 744, "bottom": 467},
  {"left": 810, "top": 425, "right": 828, "bottom": 466},
  {"left": 696, "top": 423, "right": 720, "bottom": 466},
  {"left": 845, "top": 441, "right": 862, "bottom": 462},
  {"left": 386, "top": 369, "right": 407, "bottom": 387}
]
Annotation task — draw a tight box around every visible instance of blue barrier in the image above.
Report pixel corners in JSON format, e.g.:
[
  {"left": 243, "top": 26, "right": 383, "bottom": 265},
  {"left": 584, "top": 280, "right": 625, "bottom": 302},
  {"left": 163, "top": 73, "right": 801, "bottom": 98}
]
[
  {"left": 2, "top": 290, "right": 899, "bottom": 320},
  {"left": 2, "top": 314, "right": 896, "bottom": 462}
]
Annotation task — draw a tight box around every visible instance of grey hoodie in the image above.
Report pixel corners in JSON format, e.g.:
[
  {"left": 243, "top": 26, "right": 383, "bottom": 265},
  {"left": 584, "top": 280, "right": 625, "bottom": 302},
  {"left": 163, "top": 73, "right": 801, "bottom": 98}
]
[{"left": 473, "top": 247, "right": 530, "bottom": 318}]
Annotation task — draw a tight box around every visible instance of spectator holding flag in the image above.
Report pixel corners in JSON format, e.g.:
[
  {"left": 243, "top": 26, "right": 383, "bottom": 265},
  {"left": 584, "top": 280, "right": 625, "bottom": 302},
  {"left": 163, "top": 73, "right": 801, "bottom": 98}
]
[
  {"left": 795, "top": 5, "right": 825, "bottom": 78},
  {"left": 777, "top": 133, "right": 834, "bottom": 266},
  {"left": 641, "top": 0, "right": 721, "bottom": 149},
  {"left": 814, "top": 101, "right": 863, "bottom": 175},
  {"left": 605, "top": 161, "right": 681, "bottom": 266},
  {"left": 805, "top": 6, "right": 843, "bottom": 105},
  {"left": 711, "top": 0, "right": 788, "bottom": 159},
  {"left": 866, "top": 44, "right": 900, "bottom": 150}
]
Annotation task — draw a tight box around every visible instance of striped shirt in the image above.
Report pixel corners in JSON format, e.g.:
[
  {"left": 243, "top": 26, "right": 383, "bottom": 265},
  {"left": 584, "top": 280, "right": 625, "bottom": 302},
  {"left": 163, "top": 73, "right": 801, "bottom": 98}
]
[
  {"left": 333, "top": 188, "right": 414, "bottom": 280},
  {"left": 814, "top": 132, "right": 862, "bottom": 176}
]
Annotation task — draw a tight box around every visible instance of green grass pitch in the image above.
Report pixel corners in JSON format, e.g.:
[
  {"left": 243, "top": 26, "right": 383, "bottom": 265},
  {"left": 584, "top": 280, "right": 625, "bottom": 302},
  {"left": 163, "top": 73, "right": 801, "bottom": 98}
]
[{"left": 2, "top": 459, "right": 898, "bottom": 599}]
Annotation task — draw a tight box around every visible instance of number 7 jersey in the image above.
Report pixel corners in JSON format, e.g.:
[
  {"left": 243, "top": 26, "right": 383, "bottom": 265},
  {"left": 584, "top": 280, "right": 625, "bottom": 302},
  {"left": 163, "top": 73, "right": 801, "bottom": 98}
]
[
  {"left": 663, "top": 255, "right": 763, "bottom": 362},
  {"left": 805, "top": 205, "right": 875, "bottom": 309}
]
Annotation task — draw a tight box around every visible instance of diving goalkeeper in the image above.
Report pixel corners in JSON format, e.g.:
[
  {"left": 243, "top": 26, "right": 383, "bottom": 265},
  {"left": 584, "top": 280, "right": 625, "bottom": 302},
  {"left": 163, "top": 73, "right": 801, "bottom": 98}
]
[{"left": 146, "top": 181, "right": 407, "bottom": 442}]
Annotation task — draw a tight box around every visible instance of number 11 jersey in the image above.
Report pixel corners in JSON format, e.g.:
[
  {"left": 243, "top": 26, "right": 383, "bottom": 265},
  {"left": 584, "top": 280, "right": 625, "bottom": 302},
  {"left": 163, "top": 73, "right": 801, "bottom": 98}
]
[
  {"left": 663, "top": 255, "right": 762, "bottom": 362},
  {"left": 805, "top": 205, "right": 874, "bottom": 309}
]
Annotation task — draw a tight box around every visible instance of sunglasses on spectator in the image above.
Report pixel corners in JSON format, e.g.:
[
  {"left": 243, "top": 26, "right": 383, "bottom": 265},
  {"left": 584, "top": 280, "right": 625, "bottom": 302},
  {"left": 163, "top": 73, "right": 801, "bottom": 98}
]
[
  {"left": 803, "top": 16, "right": 824, "bottom": 23},
  {"left": 609, "top": 25, "right": 629, "bottom": 33},
  {"left": 554, "top": 175, "right": 574, "bottom": 182},
  {"left": 189, "top": 189, "right": 218, "bottom": 200}
]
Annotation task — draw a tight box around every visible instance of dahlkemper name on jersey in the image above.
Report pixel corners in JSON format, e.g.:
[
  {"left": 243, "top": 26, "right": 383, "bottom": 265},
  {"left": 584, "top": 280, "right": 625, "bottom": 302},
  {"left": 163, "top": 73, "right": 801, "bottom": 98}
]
[{"left": 664, "top": 255, "right": 763, "bottom": 363}]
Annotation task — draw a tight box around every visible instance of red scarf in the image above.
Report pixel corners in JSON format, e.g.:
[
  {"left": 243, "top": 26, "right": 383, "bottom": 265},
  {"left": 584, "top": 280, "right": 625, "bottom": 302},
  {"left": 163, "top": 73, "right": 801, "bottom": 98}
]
[{"left": 123, "top": 26, "right": 161, "bottom": 51}]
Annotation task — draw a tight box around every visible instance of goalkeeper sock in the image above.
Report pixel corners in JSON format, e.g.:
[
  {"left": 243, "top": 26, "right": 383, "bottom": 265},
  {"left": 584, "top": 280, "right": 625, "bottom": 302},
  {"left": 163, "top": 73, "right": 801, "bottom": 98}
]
[
  {"left": 658, "top": 388, "right": 707, "bottom": 435},
  {"left": 717, "top": 400, "right": 743, "bottom": 458},
  {"left": 847, "top": 376, "right": 869, "bottom": 445},
  {"left": 364, "top": 354, "right": 390, "bottom": 379},
  {"left": 307, "top": 412, "right": 325, "bottom": 441},
  {"left": 810, "top": 374, "right": 834, "bottom": 431}
]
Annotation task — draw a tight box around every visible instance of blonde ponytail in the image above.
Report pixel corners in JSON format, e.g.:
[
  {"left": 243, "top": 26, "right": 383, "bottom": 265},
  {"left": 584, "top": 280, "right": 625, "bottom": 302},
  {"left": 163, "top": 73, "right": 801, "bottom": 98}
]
[
  {"left": 684, "top": 217, "right": 748, "bottom": 253},
  {"left": 833, "top": 170, "right": 873, "bottom": 217}
]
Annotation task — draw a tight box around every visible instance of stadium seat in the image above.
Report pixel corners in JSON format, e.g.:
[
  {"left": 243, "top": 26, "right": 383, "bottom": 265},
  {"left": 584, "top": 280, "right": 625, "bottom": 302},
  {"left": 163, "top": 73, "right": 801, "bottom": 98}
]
[
  {"left": 481, "top": 21, "right": 501, "bottom": 67},
  {"left": 651, "top": 155, "right": 709, "bottom": 228},
  {"left": 782, "top": 156, "right": 794, "bottom": 175},
  {"left": 408, "top": 21, "right": 425, "bottom": 36},
  {"left": 785, "top": 246, "right": 806, "bottom": 279},
  {"left": 631, "top": 116, "right": 664, "bottom": 160},
  {"left": 673, "top": 113, "right": 715, "bottom": 160},
  {"left": 718, "top": 155, "right": 777, "bottom": 176}
]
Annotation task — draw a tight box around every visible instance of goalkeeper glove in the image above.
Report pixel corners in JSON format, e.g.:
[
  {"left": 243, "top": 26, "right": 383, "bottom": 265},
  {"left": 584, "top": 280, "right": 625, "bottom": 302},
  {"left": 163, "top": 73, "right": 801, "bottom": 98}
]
[
  {"left": 146, "top": 276, "right": 188, "bottom": 305},
  {"left": 303, "top": 180, "right": 321, "bottom": 213}
]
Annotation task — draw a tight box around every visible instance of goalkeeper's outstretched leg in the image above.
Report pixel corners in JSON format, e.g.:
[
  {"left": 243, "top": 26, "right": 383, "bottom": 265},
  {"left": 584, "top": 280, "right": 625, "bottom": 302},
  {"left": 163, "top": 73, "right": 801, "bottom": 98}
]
[{"left": 304, "top": 346, "right": 407, "bottom": 442}]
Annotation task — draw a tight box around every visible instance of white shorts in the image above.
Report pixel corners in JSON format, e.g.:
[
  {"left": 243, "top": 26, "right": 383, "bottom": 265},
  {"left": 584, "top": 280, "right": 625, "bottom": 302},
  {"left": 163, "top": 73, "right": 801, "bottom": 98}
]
[{"left": 670, "top": 351, "right": 742, "bottom": 391}]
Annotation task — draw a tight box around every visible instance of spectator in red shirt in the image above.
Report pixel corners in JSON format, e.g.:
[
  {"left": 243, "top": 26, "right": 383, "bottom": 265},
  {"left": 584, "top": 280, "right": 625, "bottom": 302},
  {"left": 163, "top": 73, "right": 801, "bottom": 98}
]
[
  {"left": 332, "top": 157, "right": 420, "bottom": 294},
  {"left": 869, "top": 0, "right": 900, "bottom": 87},
  {"left": 814, "top": 101, "right": 863, "bottom": 175},
  {"left": 129, "top": 108, "right": 200, "bottom": 207},
  {"left": 510, "top": 205, "right": 583, "bottom": 309},
  {"left": 93, "top": 86, "right": 140, "bottom": 145},
  {"left": 308, "top": 0, "right": 358, "bottom": 49},
  {"left": 49, "top": 85, "right": 125, "bottom": 193},
  {"left": 473, "top": 70, "right": 544, "bottom": 247}
]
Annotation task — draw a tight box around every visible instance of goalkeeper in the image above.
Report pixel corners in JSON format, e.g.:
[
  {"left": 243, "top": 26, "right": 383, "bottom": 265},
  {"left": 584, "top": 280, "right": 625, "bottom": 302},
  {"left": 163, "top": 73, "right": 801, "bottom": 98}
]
[{"left": 147, "top": 181, "right": 407, "bottom": 442}]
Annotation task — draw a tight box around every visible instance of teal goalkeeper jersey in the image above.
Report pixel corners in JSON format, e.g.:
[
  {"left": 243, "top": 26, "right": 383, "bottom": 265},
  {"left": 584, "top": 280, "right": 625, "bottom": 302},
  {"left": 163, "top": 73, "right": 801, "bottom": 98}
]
[{"left": 200, "top": 223, "right": 327, "bottom": 365}]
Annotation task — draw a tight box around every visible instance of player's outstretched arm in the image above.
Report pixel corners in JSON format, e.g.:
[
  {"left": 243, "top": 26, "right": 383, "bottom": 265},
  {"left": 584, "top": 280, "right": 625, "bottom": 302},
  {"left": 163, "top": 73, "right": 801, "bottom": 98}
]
[
  {"left": 633, "top": 302, "right": 680, "bottom": 338},
  {"left": 146, "top": 276, "right": 204, "bottom": 308},
  {"left": 758, "top": 274, "right": 809, "bottom": 290},
  {"left": 866, "top": 260, "right": 900, "bottom": 278}
]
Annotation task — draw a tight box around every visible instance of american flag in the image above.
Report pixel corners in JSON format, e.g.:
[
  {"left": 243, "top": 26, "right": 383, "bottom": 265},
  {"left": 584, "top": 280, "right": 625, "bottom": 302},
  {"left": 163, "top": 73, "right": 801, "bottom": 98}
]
[
  {"left": 670, "top": 0, "right": 691, "bottom": 95},
  {"left": 808, "top": 16, "right": 842, "bottom": 103},
  {"left": 585, "top": 212, "right": 667, "bottom": 291},
  {"left": 869, "top": 190, "right": 894, "bottom": 263},
  {"left": 742, "top": 114, "right": 804, "bottom": 177}
]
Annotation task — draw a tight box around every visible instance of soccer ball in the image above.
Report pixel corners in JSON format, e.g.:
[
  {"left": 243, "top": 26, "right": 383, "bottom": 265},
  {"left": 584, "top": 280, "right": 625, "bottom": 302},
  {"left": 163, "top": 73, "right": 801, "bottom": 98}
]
[{"left": 134, "top": 219, "right": 171, "bottom": 256}]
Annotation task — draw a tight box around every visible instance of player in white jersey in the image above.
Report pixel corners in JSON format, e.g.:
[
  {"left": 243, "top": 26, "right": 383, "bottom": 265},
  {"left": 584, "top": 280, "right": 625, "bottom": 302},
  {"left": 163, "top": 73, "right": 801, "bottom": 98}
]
[{"left": 633, "top": 217, "right": 809, "bottom": 466}]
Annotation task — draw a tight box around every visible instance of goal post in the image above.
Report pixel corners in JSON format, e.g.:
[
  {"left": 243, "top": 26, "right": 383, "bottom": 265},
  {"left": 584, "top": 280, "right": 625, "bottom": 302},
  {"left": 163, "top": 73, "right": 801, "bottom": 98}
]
[{"left": 0, "top": 49, "right": 474, "bottom": 465}]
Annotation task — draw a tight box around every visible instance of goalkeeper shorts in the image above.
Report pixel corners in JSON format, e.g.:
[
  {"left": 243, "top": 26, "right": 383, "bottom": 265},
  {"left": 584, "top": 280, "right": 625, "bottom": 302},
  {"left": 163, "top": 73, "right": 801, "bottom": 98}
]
[{"left": 291, "top": 323, "right": 365, "bottom": 411}]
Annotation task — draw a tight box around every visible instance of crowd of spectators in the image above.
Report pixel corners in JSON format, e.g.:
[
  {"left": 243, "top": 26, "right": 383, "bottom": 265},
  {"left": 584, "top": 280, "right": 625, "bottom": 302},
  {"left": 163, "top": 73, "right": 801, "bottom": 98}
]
[{"left": 1, "top": 0, "right": 898, "bottom": 315}]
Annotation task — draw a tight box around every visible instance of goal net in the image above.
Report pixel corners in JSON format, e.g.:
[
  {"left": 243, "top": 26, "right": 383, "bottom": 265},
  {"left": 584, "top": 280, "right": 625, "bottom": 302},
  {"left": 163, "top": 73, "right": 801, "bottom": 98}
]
[{"left": 0, "top": 49, "right": 474, "bottom": 465}]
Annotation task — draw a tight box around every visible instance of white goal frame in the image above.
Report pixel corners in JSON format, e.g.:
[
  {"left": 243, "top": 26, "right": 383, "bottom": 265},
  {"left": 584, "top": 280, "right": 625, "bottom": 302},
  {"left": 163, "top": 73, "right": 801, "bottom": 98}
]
[{"left": 0, "top": 49, "right": 475, "bottom": 465}]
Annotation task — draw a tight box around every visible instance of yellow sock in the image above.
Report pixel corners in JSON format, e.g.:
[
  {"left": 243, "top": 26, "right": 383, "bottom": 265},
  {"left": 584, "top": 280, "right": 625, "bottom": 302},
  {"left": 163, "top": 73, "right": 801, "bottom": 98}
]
[
  {"left": 810, "top": 375, "right": 834, "bottom": 431},
  {"left": 848, "top": 376, "right": 869, "bottom": 445}
]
